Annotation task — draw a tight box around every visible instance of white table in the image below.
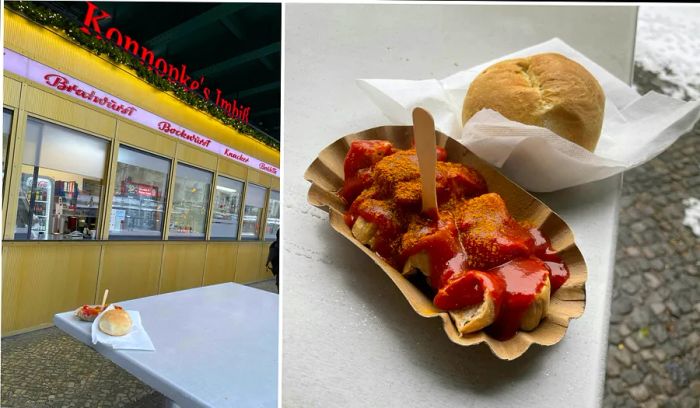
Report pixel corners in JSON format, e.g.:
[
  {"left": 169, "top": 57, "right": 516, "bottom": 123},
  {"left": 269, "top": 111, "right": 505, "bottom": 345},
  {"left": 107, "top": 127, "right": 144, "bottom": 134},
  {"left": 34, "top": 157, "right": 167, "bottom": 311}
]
[
  {"left": 54, "top": 283, "right": 278, "bottom": 408},
  {"left": 283, "top": 4, "right": 636, "bottom": 407}
]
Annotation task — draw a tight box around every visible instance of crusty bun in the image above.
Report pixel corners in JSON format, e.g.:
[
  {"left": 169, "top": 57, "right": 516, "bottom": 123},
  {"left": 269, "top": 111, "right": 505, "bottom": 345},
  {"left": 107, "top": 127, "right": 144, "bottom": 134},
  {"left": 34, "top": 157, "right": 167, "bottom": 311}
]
[
  {"left": 462, "top": 53, "right": 605, "bottom": 152},
  {"left": 99, "top": 309, "right": 132, "bottom": 336}
]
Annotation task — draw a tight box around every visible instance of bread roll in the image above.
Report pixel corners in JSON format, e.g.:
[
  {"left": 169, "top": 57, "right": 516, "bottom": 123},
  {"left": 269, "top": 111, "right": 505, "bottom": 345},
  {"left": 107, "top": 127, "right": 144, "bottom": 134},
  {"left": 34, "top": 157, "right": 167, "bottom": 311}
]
[
  {"left": 99, "top": 309, "right": 132, "bottom": 336},
  {"left": 462, "top": 53, "right": 605, "bottom": 152}
]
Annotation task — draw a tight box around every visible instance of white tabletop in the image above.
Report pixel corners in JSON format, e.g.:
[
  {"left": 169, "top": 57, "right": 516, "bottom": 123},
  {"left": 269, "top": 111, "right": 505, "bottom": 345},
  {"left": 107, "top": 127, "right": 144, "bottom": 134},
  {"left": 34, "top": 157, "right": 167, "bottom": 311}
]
[
  {"left": 283, "top": 4, "right": 636, "bottom": 407},
  {"left": 54, "top": 283, "right": 278, "bottom": 408}
]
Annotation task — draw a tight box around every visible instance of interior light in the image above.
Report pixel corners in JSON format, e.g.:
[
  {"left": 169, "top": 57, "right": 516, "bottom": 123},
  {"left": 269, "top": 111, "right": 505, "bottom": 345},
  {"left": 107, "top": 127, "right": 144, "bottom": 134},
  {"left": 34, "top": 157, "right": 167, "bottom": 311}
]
[{"left": 217, "top": 186, "right": 237, "bottom": 193}]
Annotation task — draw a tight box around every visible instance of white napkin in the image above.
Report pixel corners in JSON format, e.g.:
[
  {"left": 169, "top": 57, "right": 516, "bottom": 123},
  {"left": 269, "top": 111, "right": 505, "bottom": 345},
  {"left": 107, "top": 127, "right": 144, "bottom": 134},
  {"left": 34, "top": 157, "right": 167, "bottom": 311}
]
[
  {"left": 358, "top": 38, "right": 700, "bottom": 192},
  {"left": 91, "top": 304, "right": 155, "bottom": 351}
]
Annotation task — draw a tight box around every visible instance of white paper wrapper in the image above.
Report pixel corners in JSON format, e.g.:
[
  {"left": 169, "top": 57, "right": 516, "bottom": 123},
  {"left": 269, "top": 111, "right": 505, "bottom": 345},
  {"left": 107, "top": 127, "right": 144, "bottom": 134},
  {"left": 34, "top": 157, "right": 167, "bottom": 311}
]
[
  {"left": 358, "top": 38, "right": 700, "bottom": 192},
  {"left": 91, "top": 304, "right": 155, "bottom": 351}
]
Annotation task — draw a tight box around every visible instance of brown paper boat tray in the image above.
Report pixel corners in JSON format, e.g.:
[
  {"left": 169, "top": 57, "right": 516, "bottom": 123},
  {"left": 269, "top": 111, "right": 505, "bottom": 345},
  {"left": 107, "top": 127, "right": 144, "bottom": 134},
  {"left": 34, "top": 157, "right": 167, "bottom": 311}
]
[{"left": 304, "top": 125, "right": 587, "bottom": 360}]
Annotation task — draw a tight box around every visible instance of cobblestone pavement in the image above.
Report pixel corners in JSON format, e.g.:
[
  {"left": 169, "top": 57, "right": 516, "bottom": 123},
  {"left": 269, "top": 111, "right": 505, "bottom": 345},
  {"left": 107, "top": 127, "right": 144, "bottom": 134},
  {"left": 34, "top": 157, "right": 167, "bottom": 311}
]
[
  {"left": 602, "top": 65, "right": 700, "bottom": 408},
  {"left": 1, "top": 328, "right": 165, "bottom": 408},
  {"left": 0, "top": 280, "right": 278, "bottom": 408},
  {"left": 248, "top": 278, "right": 280, "bottom": 294}
]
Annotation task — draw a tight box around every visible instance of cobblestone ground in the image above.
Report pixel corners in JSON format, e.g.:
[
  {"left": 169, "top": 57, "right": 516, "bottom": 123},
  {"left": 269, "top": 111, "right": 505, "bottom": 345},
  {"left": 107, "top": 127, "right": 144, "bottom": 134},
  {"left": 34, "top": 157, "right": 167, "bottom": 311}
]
[
  {"left": 1, "top": 328, "right": 165, "bottom": 408},
  {"left": 602, "top": 65, "right": 700, "bottom": 408},
  {"left": 0, "top": 280, "right": 278, "bottom": 408}
]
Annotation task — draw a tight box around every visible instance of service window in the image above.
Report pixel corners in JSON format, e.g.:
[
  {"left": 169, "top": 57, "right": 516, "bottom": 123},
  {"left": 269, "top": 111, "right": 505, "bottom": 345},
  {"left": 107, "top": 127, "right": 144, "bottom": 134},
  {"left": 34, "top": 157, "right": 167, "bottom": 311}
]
[
  {"left": 168, "top": 163, "right": 213, "bottom": 239},
  {"left": 210, "top": 175, "right": 244, "bottom": 240},
  {"left": 263, "top": 190, "right": 280, "bottom": 241},
  {"left": 240, "top": 183, "right": 267, "bottom": 240},
  {"left": 110, "top": 146, "right": 170, "bottom": 240},
  {"left": 14, "top": 117, "right": 108, "bottom": 240}
]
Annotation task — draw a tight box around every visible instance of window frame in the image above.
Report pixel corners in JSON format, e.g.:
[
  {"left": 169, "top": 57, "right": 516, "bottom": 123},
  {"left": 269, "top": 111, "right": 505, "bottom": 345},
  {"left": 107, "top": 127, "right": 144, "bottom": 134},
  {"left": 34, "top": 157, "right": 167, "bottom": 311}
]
[
  {"left": 209, "top": 174, "right": 246, "bottom": 241},
  {"left": 3, "top": 107, "right": 16, "bottom": 203},
  {"left": 239, "top": 182, "right": 268, "bottom": 241},
  {"left": 263, "top": 189, "right": 280, "bottom": 242},
  {"left": 108, "top": 143, "right": 172, "bottom": 241},
  {"left": 167, "top": 161, "right": 214, "bottom": 241},
  {"left": 4, "top": 112, "right": 281, "bottom": 243},
  {"left": 11, "top": 114, "right": 112, "bottom": 241}
]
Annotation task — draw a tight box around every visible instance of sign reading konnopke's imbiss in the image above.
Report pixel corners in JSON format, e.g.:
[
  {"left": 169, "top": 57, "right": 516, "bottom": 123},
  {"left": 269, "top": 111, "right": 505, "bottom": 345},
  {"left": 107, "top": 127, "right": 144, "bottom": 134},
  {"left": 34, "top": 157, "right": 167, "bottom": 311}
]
[
  {"left": 81, "top": 1, "right": 251, "bottom": 124},
  {"left": 4, "top": 48, "right": 279, "bottom": 176}
]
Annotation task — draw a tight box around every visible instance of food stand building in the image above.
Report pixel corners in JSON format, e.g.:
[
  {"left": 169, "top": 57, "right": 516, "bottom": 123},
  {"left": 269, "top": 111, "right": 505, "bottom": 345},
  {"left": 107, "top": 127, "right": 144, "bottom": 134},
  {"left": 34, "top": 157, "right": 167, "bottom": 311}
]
[{"left": 2, "top": 4, "right": 281, "bottom": 335}]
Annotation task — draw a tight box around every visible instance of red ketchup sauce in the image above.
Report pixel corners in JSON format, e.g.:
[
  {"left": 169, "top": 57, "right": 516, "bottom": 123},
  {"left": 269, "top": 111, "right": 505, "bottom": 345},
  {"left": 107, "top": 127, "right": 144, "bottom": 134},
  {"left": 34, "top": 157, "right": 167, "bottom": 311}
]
[
  {"left": 486, "top": 257, "right": 550, "bottom": 340},
  {"left": 340, "top": 140, "right": 394, "bottom": 204},
  {"left": 400, "top": 216, "right": 465, "bottom": 289},
  {"left": 348, "top": 197, "right": 405, "bottom": 267},
  {"left": 434, "top": 270, "right": 505, "bottom": 313},
  {"left": 339, "top": 141, "right": 570, "bottom": 340},
  {"left": 529, "top": 228, "right": 570, "bottom": 292}
]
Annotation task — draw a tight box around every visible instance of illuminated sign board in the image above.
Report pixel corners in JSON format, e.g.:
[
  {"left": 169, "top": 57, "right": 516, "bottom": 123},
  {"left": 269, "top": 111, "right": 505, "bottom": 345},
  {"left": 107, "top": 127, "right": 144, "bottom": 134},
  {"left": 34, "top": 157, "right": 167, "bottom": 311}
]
[{"left": 4, "top": 48, "right": 279, "bottom": 176}]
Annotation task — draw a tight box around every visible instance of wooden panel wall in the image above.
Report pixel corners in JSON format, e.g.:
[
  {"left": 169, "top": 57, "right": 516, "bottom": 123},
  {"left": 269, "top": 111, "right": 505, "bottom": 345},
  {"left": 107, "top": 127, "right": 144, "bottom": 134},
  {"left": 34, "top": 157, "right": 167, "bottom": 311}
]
[
  {"left": 2, "top": 239, "right": 275, "bottom": 335},
  {"left": 159, "top": 243, "right": 208, "bottom": 294},
  {"left": 97, "top": 243, "right": 163, "bottom": 304},
  {"left": 24, "top": 86, "right": 116, "bottom": 138},
  {"left": 177, "top": 144, "right": 218, "bottom": 171},
  {"left": 116, "top": 121, "right": 177, "bottom": 157},
  {"left": 217, "top": 158, "right": 247, "bottom": 180},
  {"left": 3, "top": 76, "right": 22, "bottom": 107},
  {"left": 235, "top": 242, "right": 263, "bottom": 284},
  {"left": 247, "top": 170, "right": 271, "bottom": 186},
  {"left": 2, "top": 243, "right": 101, "bottom": 334},
  {"left": 203, "top": 243, "right": 239, "bottom": 286}
]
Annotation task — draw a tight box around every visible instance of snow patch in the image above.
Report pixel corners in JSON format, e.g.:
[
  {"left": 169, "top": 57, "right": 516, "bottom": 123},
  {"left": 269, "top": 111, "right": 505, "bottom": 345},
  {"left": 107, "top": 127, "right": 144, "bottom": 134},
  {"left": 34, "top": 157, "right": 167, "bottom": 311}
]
[
  {"left": 682, "top": 197, "right": 700, "bottom": 237},
  {"left": 636, "top": 6, "right": 700, "bottom": 100}
]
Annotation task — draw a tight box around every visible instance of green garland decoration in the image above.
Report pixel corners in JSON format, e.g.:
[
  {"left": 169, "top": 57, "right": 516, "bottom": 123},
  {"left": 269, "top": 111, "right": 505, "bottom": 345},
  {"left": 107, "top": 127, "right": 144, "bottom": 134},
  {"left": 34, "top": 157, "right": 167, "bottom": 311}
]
[{"left": 6, "top": 2, "right": 280, "bottom": 150}]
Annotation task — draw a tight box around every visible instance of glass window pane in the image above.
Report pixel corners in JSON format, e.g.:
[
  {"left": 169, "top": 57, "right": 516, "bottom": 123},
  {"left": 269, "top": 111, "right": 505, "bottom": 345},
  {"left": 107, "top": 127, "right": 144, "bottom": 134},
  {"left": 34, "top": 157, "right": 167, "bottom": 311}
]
[
  {"left": 169, "top": 163, "right": 212, "bottom": 239},
  {"left": 264, "top": 190, "right": 280, "bottom": 240},
  {"left": 241, "top": 184, "right": 267, "bottom": 240},
  {"left": 210, "top": 176, "right": 244, "bottom": 239},
  {"left": 3, "top": 109, "right": 12, "bottom": 178},
  {"left": 23, "top": 118, "right": 107, "bottom": 179},
  {"left": 14, "top": 118, "right": 108, "bottom": 241},
  {"left": 110, "top": 146, "right": 170, "bottom": 239}
]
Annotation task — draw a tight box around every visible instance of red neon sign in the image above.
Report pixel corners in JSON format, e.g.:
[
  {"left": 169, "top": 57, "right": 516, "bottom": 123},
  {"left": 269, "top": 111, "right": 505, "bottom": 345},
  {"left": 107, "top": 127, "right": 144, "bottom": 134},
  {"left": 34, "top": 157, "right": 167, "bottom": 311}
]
[{"left": 80, "top": 1, "right": 252, "bottom": 124}]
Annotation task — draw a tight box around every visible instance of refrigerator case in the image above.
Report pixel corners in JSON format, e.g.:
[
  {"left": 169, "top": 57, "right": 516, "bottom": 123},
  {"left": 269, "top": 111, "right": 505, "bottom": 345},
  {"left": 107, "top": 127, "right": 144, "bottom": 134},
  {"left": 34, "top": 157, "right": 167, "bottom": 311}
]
[
  {"left": 33, "top": 176, "right": 52, "bottom": 239},
  {"left": 16, "top": 175, "right": 53, "bottom": 240}
]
